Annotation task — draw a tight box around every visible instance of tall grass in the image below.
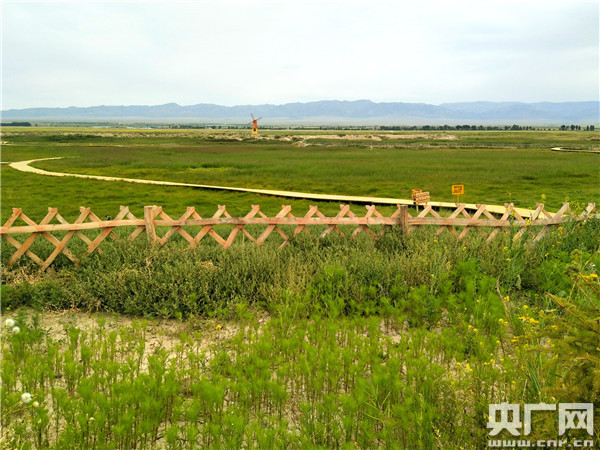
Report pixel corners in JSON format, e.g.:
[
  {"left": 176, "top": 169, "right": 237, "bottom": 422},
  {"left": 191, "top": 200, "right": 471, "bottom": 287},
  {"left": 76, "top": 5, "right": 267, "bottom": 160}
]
[{"left": 2, "top": 220, "right": 599, "bottom": 448}]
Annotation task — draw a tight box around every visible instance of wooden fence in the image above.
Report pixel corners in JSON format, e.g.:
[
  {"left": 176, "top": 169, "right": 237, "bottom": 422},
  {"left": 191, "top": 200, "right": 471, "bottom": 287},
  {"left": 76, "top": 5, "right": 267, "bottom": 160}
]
[{"left": 0, "top": 202, "right": 596, "bottom": 270}]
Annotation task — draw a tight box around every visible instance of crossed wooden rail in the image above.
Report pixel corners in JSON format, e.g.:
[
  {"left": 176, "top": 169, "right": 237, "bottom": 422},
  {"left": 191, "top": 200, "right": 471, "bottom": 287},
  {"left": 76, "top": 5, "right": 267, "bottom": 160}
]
[{"left": 0, "top": 202, "right": 596, "bottom": 270}]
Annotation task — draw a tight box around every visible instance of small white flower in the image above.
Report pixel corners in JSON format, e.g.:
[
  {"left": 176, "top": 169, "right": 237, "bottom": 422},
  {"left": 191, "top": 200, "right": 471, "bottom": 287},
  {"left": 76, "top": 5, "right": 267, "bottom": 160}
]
[
  {"left": 5, "top": 318, "right": 15, "bottom": 328},
  {"left": 12, "top": 326, "right": 21, "bottom": 334},
  {"left": 32, "top": 401, "right": 40, "bottom": 408},
  {"left": 89, "top": 417, "right": 94, "bottom": 422},
  {"left": 21, "top": 393, "right": 32, "bottom": 403}
]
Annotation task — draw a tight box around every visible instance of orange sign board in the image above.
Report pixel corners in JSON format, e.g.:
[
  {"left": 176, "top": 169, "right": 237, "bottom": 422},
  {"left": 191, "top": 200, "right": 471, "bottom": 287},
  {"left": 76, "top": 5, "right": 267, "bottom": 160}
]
[{"left": 452, "top": 185, "right": 464, "bottom": 195}]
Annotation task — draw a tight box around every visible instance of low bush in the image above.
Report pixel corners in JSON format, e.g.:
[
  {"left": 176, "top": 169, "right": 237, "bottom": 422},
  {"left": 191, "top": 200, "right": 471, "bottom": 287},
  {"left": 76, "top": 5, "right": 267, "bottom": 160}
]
[{"left": 2, "top": 220, "right": 599, "bottom": 320}]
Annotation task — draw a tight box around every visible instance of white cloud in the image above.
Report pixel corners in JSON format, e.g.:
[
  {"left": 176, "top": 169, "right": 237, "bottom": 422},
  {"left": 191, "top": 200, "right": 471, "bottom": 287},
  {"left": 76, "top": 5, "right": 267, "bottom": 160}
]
[{"left": 2, "top": 1, "right": 598, "bottom": 109}]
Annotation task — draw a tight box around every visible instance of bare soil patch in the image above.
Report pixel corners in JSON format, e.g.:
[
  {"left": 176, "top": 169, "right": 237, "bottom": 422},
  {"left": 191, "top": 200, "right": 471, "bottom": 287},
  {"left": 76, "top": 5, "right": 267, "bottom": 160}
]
[
  {"left": 382, "top": 133, "right": 458, "bottom": 140},
  {"left": 2, "top": 309, "right": 253, "bottom": 367},
  {"left": 299, "top": 133, "right": 458, "bottom": 141}
]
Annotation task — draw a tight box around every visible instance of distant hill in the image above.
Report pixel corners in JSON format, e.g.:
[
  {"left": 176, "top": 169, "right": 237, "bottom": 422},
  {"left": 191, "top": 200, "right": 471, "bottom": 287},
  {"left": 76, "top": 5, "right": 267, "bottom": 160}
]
[{"left": 2, "top": 100, "right": 598, "bottom": 125}]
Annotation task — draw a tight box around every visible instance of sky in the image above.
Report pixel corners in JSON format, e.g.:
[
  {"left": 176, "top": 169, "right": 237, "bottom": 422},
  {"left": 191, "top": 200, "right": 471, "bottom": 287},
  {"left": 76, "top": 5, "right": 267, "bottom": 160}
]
[{"left": 1, "top": 0, "right": 599, "bottom": 109}]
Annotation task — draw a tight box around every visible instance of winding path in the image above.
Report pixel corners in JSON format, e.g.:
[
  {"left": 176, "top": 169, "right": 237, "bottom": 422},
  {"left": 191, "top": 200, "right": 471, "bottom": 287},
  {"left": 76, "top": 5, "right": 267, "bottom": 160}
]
[
  {"left": 550, "top": 147, "right": 600, "bottom": 154},
  {"left": 8, "top": 157, "right": 538, "bottom": 217}
]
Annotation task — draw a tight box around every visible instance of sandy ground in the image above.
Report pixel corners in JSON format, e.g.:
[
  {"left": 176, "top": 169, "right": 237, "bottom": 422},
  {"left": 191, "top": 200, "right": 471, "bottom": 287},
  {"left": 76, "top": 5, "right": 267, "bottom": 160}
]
[
  {"left": 1, "top": 130, "right": 458, "bottom": 141},
  {"left": 1, "top": 308, "right": 404, "bottom": 362},
  {"left": 1, "top": 308, "right": 260, "bottom": 372},
  {"left": 297, "top": 133, "right": 458, "bottom": 141}
]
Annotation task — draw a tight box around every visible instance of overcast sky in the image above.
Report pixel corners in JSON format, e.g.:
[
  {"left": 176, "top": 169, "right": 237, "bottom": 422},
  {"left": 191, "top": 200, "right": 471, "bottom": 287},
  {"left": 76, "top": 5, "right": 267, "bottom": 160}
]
[{"left": 1, "top": 0, "right": 598, "bottom": 109}]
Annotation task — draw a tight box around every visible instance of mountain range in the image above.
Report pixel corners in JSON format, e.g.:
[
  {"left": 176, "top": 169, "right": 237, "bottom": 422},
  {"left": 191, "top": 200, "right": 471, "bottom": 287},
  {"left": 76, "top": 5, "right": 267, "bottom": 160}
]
[{"left": 2, "top": 100, "right": 598, "bottom": 125}]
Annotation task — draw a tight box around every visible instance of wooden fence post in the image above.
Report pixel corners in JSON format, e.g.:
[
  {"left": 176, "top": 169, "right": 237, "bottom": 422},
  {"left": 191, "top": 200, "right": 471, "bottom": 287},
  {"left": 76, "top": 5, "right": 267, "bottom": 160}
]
[
  {"left": 144, "top": 205, "right": 157, "bottom": 244},
  {"left": 398, "top": 205, "right": 408, "bottom": 234}
]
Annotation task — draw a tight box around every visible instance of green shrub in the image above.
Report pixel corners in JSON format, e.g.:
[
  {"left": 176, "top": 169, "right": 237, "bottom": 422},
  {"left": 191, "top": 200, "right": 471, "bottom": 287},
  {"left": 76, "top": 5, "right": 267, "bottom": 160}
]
[{"left": 2, "top": 219, "right": 599, "bottom": 320}]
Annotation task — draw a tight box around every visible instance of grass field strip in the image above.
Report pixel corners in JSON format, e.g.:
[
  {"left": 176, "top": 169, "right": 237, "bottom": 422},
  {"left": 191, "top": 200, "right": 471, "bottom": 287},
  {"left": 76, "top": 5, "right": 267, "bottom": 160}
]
[{"left": 9, "top": 157, "right": 539, "bottom": 218}]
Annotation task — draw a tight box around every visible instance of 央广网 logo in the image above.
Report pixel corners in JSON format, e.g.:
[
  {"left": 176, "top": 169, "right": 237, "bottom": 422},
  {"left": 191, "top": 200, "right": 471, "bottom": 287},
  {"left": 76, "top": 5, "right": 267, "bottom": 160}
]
[{"left": 486, "top": 403, "right": 595, "bottom": 448}]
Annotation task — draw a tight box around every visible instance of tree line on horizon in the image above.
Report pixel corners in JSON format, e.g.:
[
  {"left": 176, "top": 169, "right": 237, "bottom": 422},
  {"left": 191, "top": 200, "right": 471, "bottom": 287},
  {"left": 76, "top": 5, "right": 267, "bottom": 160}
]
[{"left": 1, "top": 122, "right": 596, "bottom": 131}]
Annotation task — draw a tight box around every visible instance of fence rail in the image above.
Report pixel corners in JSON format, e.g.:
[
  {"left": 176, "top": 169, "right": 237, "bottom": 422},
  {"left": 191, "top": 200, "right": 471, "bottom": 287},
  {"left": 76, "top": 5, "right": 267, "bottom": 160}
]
[{"left": 1, "top": 202, "right": 596, "bottom": 270}]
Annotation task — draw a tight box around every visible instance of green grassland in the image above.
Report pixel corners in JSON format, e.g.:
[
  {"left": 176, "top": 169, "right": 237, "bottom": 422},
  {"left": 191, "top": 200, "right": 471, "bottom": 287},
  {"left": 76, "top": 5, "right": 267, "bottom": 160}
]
[
  {"left": 1, "top": 127, "right": 599, "bottom": 448},
  {"left": 1, "top": 128, "right": 598, "bottom": 222},
  {"left": 2, "top": 222, "right": 600, "bottom": 448}
]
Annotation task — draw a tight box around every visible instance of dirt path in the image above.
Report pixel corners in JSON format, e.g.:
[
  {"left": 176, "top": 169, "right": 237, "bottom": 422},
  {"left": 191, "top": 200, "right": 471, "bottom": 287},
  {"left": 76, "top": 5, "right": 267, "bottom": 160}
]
[{"left": 9, "top": 157, "right": 538, "bottom": 217}]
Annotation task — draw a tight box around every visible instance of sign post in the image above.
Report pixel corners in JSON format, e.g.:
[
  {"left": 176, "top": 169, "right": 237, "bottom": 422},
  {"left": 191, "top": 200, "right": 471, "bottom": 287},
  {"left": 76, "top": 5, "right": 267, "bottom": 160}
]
[
  {"left": 452, "top": 185, "right": 464, "bottom": 204},
  {"left": 412, "top": 189, "right": 430, "bottom": 213}
]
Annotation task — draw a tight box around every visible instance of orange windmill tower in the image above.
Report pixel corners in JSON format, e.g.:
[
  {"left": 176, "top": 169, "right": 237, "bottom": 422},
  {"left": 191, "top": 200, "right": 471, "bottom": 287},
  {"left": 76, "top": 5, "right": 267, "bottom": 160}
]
[{"left": 250, "top": 113, "right": 262, "bottom": 135}]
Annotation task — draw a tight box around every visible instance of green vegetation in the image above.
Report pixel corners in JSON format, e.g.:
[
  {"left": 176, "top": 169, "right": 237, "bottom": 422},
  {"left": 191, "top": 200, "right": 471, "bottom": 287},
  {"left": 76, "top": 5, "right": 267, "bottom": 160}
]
[
  {"left": 2, "top": 222, "right": 599, "bottom": 448},
  {"left": 1, "top": 128, "right": 598, "bottom": 222},
  {"left": 2, "top": 219, "right": 599, "bottom": 318},
  {"left": 1, "top": 128, "right": 599, "bottom": 448}
]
